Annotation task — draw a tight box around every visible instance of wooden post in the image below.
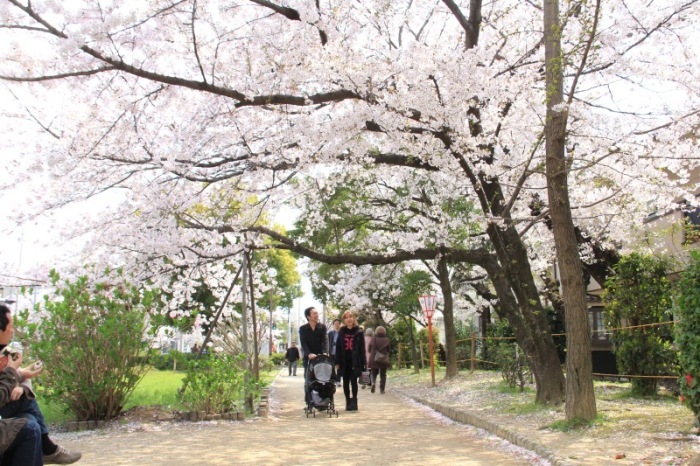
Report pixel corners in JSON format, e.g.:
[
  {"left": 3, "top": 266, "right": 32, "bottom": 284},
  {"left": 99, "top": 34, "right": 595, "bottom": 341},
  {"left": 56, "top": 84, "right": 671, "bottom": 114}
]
[
  {"left": 470, "top": 333, "right": 476, "bottom": 373},
  {"left": 397, "top": 343, "right": 403, "bottom": 369}
]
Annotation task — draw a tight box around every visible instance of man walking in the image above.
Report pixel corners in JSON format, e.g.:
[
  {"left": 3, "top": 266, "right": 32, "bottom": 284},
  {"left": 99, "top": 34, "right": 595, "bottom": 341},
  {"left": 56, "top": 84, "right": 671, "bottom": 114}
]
[
  {"left": 327, "top": 319, "right": 341, "bottom": 364},
  {"left": 284, "top": 342, "right": 300, "bottom": 376},
  {"left": 298, "top": 307, "right": 328, "bottom": 404}
]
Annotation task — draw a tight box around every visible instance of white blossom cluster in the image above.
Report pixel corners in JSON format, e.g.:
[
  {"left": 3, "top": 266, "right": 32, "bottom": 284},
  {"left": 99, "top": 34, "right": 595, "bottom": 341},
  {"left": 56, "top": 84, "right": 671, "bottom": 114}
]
[{"left": 0, "top": 0, "right": 698, "bottom": 321}]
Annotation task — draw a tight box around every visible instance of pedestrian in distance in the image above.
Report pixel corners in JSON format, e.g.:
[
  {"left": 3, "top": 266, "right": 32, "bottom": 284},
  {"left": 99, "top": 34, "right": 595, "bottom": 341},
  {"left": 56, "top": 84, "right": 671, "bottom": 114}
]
[
  {"left": 368, "top": 326, "right": 391, "bottom": 394},
  {"left": 361, "top": 327, "right": 373, "bottom": 389},
  {"left": 285, "top": 342, "right": 300, "bottom": 376},
  {"left": 0, "top": 303, "right": 82, "bottom": 464},
  {"left": 327, "top": 319, "right": 341, "bottom": 365},
  {"left": 298, "top": 307, "right": 328, "bottom": 405},
  {"left": 334, "top": 311, "right": 366, "bottom": 411}
]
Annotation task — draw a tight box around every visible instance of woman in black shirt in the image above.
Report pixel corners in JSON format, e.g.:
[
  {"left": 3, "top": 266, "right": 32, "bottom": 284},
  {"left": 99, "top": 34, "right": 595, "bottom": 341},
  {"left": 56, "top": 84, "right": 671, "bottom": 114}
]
[{"left": 334, "top": 311, "right": 366, "bottom": 411}]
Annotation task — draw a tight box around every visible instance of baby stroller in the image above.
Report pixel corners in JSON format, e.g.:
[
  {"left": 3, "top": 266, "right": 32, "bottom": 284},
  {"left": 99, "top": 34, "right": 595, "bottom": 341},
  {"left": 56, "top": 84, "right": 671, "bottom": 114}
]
[{"left": 304, "top": 354, "right": 339, "bottom": 418}]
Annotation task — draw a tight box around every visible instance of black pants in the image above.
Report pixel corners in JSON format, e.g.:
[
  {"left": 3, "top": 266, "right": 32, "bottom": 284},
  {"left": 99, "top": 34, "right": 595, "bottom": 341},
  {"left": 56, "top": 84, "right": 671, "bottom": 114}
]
[
  {"left": 371, "top": 367, "right": 387, "bottom": 390},
  {"left": 303, "top": 359, "right": 311, "bottom": 403},
  {"left": 342, "top": 368, "right": 358, "bottom": 399}
]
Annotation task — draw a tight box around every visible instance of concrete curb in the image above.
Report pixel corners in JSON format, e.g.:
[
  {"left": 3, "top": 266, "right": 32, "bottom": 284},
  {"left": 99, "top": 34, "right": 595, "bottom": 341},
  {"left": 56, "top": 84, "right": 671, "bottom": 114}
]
[{"left": 396, "top": 390, "right": 572, "bottom": 466}]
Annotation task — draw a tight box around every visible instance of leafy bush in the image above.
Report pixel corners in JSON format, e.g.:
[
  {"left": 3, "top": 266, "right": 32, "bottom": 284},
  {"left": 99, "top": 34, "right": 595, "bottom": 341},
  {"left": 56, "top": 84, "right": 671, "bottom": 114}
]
[
  {"left": 269, "top": 352, "right": 286, "bottom": 367},
  {"left": 484, "top": 319, "right": 531, "bottom": 389},
  {"left": 18, "top": 269, "right": 154, "bottom": 421},
  {"left": 675, "top": 250, "right": 700, "bottom": 427},
  {"left": 603, "top": 253, "right": 677, "bottom": 396},
  {"left": 151, "top": 351, "right": 199, "bottom": 371},
  {"left": 179, "top": 354, "right": 250, "bottom": 414}
]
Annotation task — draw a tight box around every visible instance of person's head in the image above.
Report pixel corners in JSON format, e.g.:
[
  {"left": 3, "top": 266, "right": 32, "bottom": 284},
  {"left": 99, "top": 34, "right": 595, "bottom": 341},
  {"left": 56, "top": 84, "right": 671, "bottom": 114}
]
[
  {"left": 304, "top": 307, "right": 319, "bottom": 323},
  {"left": 0, "top": 304, "right": 13, "bottom": 345},
  {"left": 375, "top": 326, "right": 387, "bottom": 336},
  {"left": 291, "top": 341, "right": 296, "bottom": 347},
  {"left": 332, "top": 319, "right": 340, "bottom": 331},
  {"left": 342, "top": 310, "right": 357, "bottom": 329},
  {"left": 365, "top": 327, "right": 374, "bottom": 337}
]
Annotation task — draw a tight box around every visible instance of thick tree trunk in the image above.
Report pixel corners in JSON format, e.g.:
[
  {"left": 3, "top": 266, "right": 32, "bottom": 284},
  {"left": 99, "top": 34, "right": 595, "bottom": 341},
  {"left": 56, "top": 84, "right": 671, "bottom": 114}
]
[
  {"left": 406, "top": 316, "right": 420, "bottom": 373},
  {"left": 483, "top": 259, "right": 565, "bottom": 404},
  {"left": 544, "top": 0, "right": 596, "bottom": 420},
  {"left": 437, "top": 258, "right": 458, "bottom": 378}
]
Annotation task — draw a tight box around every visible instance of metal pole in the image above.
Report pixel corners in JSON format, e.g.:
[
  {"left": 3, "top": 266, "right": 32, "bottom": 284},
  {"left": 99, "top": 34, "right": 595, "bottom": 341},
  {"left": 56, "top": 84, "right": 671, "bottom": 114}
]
[
  {"left": 428, "top": 317, "right": 436, "bottom": 387},
  {"left": 269, "top": 288, "right": 273, "bottom": 355},
  {"left": 241, "top": 251, "right": 249, "bottom": 363}
]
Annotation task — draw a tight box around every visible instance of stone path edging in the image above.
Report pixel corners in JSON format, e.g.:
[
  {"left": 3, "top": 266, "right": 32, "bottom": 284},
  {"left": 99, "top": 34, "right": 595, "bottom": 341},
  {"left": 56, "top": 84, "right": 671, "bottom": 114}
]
[{"left": 397, "top": 390, "right": 571, "bottom": 466}]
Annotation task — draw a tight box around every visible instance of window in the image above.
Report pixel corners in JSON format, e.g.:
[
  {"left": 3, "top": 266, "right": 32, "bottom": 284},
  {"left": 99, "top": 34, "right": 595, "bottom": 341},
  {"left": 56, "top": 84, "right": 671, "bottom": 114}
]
[
  {"left": 684, "top": 205, "right": 700, "bottom": 244},
  {"left": 588, "top": 307, "right": 609, "bottom": 342}
]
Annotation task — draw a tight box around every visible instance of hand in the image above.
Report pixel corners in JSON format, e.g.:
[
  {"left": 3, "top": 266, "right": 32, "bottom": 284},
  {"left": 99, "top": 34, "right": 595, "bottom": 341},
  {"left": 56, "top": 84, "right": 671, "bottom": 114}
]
[
  {"left": 309, "top": 353, "right": 316, "bottom": 360},
  {"left": 6, "top": 352, "right": 23, "bottom": 370},
  {"left": 10, "top": 386, "right": 23, "bottom": 401},
  {"left": 21, "top": 362, "right": 43, "bottom": 379}
]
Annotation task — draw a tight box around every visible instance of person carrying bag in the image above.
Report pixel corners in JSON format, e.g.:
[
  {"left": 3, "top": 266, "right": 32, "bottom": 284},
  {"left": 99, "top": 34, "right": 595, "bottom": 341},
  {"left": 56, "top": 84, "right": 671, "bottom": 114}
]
[{"left": 368, "top": 326, "right": 391, "bottom": 394}]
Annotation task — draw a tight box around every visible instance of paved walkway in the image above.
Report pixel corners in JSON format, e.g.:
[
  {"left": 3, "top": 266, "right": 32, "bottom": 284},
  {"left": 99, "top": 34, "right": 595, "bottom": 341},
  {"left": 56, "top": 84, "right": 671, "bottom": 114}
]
[{"left": 54, "top": 370, "right": 545, "bottom": 465}]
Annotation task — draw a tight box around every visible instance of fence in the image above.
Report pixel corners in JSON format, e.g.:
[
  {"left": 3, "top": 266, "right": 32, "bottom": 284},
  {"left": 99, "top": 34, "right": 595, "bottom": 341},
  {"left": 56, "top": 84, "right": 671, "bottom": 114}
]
[{"left": 396, "top": 320, "right": 679, "bottom": 382}]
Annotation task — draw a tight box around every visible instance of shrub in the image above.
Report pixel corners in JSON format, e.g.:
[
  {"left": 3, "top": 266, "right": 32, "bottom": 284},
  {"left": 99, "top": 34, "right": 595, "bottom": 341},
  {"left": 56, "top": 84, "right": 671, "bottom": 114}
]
[
  {"left": 179, "top": 354, "right": 250, "bottom": 414},
  {"left": 603, "top": 253, "right": 677, "bottom": 396},
  {"left": 484, "top": 319, "right": 531, "bottom": 389},
  {"left": 151, "top": 351, "right": 199, "bottom": 371},
  {"left": 675, "top": 250, "right": 700, "bottom": 427},
  {"left": 18, "top": 269, "right": 154, "bottom": 421},
  {"left": 270, "top": 352, "right": 286, "bottom": 367}
]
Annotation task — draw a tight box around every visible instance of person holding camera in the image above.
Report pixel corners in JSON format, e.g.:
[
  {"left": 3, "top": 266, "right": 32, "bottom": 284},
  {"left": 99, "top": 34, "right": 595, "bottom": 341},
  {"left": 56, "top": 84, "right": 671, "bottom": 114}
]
[
  {"left": 0, "top": 347, "right": 42, "bottom": 465},
  {"left": 0, "top": 303, "right": 82, "bottom": 464}
]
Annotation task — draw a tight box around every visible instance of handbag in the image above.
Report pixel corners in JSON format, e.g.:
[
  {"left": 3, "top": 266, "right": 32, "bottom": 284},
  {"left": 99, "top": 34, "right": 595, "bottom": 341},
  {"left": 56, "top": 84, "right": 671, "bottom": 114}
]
[
  {"left": 374, "top": 351, "right": 390, "bottom": 365},
  {"left": 359, "top": 370, "right": 371, "bottom": 386}
]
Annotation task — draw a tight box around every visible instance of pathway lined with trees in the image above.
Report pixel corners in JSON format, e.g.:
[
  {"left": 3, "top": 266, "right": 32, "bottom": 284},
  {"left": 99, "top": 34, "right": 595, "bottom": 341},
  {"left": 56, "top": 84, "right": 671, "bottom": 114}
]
[{"left": 55, "top": 370, "right": 539, "bottom": 465}]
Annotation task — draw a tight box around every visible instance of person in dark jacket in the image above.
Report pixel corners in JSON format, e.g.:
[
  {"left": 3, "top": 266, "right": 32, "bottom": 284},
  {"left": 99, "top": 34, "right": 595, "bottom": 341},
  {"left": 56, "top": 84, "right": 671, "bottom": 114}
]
[
  {"left": 334, "top": 311, "right": 366, "bottom": 411},
  {"left": 284, "top": 342, "right": 300, "bottom": 376},
  {"left": 327, "top": 319, "right": 341, "bottom": 364},
  {"left": 0, "top": 349, "right": 42, "bottom": 466},
  {"left": 298, "top": 307, "right": 328, "bottom": 404},
  {"left": 368, "top": 326, "right": 391, "bottom": 394}
]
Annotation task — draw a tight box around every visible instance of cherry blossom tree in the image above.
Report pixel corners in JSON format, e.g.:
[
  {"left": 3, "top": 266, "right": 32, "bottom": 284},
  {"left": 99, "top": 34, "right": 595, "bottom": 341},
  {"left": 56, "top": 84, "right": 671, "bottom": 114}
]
[{"left": 1, "top": 0, "right": 698, "bottom": 410}]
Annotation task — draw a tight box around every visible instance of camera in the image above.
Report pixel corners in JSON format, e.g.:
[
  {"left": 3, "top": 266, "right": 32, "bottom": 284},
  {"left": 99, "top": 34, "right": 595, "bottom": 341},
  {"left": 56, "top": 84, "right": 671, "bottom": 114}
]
[{"left": 0, "top": 347, "right": 20, "bottom": 361}]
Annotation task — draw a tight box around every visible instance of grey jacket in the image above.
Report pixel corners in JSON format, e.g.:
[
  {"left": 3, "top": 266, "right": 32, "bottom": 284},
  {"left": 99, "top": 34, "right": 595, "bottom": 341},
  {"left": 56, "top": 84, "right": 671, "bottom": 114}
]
[{"left": 0, "top": 367, "right": 28, "bottom": 454}]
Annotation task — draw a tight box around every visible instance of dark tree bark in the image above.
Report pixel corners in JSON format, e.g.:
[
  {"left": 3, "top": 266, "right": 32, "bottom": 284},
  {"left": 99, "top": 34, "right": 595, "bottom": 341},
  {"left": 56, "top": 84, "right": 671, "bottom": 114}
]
[
  {"left": 406, "top": 316, "right": 420, "bottom": 373},
  {"left": 437, "top": 258, "right": 458, "bottom": 378},
  {"left": 544, "top": 0, "right": 597, "bottom": 420}
]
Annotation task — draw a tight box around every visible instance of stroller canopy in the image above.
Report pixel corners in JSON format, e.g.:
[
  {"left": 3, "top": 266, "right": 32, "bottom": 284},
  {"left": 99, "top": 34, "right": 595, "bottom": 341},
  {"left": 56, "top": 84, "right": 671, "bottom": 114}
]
[{"left": 311, "top": 357, "right": 334, "bottom": 383}]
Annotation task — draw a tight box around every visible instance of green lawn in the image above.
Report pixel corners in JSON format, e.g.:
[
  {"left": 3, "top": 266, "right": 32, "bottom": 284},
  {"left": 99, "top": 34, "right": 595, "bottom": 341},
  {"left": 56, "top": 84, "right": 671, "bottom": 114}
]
[
  {"left": 38, "top": 369, "right": 185, "bottom": 424},
  {"left": 38, "top": 367, "right": 279, "bottom": 424}
]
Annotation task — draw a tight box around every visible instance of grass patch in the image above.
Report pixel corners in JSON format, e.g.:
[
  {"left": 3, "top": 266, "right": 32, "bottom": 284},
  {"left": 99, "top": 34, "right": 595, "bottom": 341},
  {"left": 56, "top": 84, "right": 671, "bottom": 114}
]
[
  {"left": 39, "top": 367, "right": 280, "bottom": 424},
  {"left": 123, "top": 369, "right": 185, "bottom": 411},
  {"left": 594, "top": 380, "right": 679, "bottom": 404},
  {"left": 549, "top": 413, "right": 607, "bottom": 432},
  {"left": 495, "top": 380, "right": 535, "bottom": 395},
  {"left": 503, "top": 400, "right": 546, "bottom": 415}
]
